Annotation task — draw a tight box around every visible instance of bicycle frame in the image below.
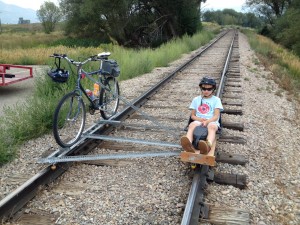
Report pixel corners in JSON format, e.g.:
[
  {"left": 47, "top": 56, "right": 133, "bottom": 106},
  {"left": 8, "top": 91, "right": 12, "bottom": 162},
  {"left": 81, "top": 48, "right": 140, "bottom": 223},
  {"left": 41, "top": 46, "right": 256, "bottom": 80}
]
[
  {"left": 52, "top": 54, "right": 114, "bottom": 110},
  {"left": 75, "top": 67, "right": 102, "bottom": 109},
  {"left": 79, "top": 69, "right": 118, "bottom": 110}
]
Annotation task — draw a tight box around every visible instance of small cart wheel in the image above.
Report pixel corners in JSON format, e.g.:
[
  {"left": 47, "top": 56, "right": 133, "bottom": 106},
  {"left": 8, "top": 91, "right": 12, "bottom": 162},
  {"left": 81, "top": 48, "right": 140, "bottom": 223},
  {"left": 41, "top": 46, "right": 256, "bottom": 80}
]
[{"left": 51, "top": 164, "right": 57, "bottom": 170}]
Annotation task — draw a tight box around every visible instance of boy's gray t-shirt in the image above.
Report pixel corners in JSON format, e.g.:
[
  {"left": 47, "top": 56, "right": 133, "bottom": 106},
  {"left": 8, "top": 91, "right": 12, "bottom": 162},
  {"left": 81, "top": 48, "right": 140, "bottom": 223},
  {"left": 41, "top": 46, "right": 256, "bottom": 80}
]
[{"left": 189, "top": 95, "right": 223, "bottom": 126}]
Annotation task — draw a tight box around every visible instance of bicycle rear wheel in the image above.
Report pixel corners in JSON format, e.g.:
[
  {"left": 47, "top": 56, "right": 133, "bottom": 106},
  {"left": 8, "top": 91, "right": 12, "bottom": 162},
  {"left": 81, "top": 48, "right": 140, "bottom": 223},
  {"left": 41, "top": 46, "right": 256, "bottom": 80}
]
[
  {"left": 99, "top": 77, "right": 120, "bottom": 119},
  {"left": 53, "top": 92, "right": 86, "bottom": 147}
]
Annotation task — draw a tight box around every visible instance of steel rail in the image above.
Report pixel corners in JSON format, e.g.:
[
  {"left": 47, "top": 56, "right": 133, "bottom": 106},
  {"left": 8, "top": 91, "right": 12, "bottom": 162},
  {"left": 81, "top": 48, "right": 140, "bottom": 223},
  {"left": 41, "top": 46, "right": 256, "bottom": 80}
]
[
  {"left": 0, "top": 30, "right": 229, "bottom": 221},
  {"left": 216, "top": 31, "right": 237, "bottom": 98},
  {"left": 181, "top": 30, "right": 238, "bottom": 225}
]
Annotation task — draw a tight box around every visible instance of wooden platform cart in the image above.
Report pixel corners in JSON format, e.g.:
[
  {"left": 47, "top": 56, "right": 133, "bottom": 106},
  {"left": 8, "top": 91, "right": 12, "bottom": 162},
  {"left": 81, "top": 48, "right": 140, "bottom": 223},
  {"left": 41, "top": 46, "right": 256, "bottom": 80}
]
[{"left": 180, "top": 140, "right": 217, "bottom": 166}]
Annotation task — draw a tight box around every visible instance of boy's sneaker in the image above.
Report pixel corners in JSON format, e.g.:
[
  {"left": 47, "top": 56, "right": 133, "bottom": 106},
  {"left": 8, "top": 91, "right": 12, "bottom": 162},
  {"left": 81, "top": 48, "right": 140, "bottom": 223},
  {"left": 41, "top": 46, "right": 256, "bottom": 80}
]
[
  {"left": 180, "top": 136, "right": 196, "bottom": 153},
  {"left": 198, "top": 140, "right": 212, "bottom": 154}
]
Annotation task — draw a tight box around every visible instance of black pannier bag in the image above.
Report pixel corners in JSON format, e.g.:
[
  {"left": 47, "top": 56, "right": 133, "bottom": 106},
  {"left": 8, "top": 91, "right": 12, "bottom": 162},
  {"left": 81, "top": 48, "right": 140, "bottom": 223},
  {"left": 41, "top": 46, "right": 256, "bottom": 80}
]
[
  {"left": 185, "top": 115, "right": 222, "bottom": 149},
  {"left": 192, "top": 126, "right": 208, "bottom": 149},
  {"left": 102, "top": 59, "right": 120, "bottom": 77},
  {"left": 184, "top": 117, "right": 208, "bottom": 148}
]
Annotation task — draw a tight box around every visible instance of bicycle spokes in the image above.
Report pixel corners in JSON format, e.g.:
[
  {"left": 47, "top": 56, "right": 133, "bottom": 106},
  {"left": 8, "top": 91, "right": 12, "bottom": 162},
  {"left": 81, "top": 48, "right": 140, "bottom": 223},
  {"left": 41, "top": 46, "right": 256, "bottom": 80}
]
[
  {"left": 99, "top": 77, "right": 119, "bottom": 119},
  {"left": 53, "top": 92, "right": 86, "bottom": 147}
]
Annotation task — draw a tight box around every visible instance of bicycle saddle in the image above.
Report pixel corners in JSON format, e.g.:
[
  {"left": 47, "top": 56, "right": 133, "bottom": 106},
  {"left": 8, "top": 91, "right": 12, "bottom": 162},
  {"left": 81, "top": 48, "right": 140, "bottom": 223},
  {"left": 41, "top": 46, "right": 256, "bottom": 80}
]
[{"left": 98, "top": 52, "right": 111, "bottom": 58}]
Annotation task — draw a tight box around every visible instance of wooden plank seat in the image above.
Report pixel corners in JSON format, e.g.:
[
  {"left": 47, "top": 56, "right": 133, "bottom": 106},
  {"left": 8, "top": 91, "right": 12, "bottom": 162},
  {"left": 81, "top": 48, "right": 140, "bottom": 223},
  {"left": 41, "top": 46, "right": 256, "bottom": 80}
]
[{"left": 180, "top": 140, "right": 216, "bottom": 166}]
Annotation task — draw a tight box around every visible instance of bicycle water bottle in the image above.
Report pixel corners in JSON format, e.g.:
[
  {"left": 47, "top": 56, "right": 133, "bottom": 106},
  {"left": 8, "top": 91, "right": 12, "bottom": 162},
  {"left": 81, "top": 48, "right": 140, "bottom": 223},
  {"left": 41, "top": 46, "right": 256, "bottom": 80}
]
[
  {"left": 86, "top": 89, "right": 95, "bottom": 100},
  {"left": 93, "top": 83, "right": 100, "bottom": 97}
]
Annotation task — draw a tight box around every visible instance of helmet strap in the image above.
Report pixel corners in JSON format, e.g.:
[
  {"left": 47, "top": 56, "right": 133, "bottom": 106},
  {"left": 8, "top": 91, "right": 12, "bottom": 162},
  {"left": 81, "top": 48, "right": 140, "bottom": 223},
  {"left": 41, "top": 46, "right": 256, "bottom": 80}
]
[{"left": 55, "top": 57, "right": 62, "bottom": 70}]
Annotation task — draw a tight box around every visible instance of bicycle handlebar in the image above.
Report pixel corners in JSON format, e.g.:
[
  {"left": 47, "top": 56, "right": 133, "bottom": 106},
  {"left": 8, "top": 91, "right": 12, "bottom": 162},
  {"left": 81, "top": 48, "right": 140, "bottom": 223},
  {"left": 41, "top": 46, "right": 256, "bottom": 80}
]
[{"left": 49, "top": 52, "right": 112, "bottom": 66}]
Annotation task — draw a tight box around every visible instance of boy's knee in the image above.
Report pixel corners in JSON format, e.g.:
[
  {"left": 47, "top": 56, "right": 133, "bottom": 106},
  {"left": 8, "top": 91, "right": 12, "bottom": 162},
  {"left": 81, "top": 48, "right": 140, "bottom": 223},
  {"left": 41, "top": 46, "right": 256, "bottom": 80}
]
[
  {"left": 207, "top": 123, "right": 218, "bottom": 131},
  {"left": 189, "top": 121, "right": 201, "bottom": 129}
]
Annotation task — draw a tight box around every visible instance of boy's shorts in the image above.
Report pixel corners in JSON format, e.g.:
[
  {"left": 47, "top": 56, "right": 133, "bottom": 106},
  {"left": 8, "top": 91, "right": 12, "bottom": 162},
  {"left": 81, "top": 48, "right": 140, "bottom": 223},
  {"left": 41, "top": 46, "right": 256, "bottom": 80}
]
[{"left": 192, "top": 120, "right": 220, "bottom": 128}]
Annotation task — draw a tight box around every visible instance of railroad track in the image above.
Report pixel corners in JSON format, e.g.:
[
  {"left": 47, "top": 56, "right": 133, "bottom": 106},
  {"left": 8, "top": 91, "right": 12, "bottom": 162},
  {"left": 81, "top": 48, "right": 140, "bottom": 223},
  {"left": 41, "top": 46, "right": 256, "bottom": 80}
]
[
  {"left": 181, "top": 30, "right": 249, "bottom": 225},
  {"left": 0, "top": 29, "right": 249, "bottom": 224}
]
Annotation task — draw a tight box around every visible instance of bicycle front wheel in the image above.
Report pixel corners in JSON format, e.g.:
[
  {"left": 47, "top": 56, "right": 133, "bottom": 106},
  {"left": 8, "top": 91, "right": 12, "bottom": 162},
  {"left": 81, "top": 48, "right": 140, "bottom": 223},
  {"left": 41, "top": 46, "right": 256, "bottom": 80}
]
[
  {"left": 99, "top": 77, "right": 120, "bottom": 119},
  {"left": 53, "top": 92, "right": 86, "bottom": 147}
]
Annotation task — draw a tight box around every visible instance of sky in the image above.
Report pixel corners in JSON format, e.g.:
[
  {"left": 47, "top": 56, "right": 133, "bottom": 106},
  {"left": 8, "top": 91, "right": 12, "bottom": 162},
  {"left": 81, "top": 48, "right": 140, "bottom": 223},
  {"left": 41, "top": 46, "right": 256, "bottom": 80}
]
[
  {"left": 2, "top": 0, "right": 247, "bottom": 12},
  {"left": 1, "top": 0, "right": 59, "bottom": 10},
  {"left": 203, "top": 0, "right": 247, "bottom": 12}
]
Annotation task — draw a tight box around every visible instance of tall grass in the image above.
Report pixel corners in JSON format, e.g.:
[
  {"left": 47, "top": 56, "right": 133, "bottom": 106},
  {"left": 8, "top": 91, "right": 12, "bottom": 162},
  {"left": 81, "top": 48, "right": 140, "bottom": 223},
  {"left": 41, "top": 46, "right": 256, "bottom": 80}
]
[
  {"left": 0, "top": 31, "right": 65, "bottom": 50},
  {"left": 0, "top": 76, "right": 65, "bottom": 163},
  {"left": 0, "top": 27, "right": 219, "bottom": 165},
  {"left": 111, "top": 34, "right": 205, "bottom": 80},
  {"left": 242, "top": 29, "right": 300, "bottom": 99}
]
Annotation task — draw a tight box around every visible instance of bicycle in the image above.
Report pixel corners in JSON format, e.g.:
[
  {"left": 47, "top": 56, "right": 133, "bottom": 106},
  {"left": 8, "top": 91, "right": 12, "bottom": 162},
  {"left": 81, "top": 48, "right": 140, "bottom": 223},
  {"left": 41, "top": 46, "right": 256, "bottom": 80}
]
[{"left": 48, "top": 52, "right": 120, "bottom": 147}]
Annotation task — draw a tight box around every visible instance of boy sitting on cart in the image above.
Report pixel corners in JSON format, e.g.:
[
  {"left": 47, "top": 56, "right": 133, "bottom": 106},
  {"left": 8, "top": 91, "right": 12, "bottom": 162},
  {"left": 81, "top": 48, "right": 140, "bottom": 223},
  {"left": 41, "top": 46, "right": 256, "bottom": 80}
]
[{"left": 180, "top": 77, "right": 223, "bottom": 154}]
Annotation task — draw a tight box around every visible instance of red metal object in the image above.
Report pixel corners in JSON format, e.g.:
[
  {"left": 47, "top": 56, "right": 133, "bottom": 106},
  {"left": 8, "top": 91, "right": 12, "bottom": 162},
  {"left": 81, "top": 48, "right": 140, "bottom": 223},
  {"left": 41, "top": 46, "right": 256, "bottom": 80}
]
[{"left": 0, "top": 64, "right": 33, "bottom": 86}]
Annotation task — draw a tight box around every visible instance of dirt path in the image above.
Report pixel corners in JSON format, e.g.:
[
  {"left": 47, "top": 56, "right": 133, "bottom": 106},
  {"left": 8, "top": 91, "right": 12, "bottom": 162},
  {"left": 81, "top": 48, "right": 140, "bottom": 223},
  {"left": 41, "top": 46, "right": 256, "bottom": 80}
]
[{"left": 0, "top": 66, "right": 47, "bottom": 116}]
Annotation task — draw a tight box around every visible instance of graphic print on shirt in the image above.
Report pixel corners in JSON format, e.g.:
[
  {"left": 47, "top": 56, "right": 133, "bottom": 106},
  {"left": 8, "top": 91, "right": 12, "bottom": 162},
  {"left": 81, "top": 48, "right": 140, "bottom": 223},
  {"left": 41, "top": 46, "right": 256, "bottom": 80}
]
[{"left": 198, "top": 103, "right": 210, "bottom": 114}]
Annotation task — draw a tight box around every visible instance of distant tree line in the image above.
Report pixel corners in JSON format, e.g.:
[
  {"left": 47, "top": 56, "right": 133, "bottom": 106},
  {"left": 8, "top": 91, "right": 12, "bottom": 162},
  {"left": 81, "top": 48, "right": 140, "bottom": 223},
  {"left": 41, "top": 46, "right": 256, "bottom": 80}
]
[
  {"left": 202, "top": 9, "right": 263, "bottom": 29},
  {"left": 201, "top": 0, "right": 300, "bottom": 57}
]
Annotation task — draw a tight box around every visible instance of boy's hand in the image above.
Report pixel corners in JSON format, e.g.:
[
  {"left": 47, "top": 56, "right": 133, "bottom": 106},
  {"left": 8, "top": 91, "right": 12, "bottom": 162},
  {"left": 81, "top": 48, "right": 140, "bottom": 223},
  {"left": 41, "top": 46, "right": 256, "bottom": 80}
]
[
  {"left": 202, "top": 120, "right": 209, "bottom": 127},
  {"left": 199, "top": 118, "right": 207, "bottom": 122}
]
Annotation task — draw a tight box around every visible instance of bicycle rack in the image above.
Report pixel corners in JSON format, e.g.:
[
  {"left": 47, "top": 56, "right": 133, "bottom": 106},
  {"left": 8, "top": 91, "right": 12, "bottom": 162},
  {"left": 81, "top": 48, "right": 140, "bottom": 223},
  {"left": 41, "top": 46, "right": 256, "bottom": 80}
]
[{"left": 38, "top": 93, "right": 183, "bottom": 164}]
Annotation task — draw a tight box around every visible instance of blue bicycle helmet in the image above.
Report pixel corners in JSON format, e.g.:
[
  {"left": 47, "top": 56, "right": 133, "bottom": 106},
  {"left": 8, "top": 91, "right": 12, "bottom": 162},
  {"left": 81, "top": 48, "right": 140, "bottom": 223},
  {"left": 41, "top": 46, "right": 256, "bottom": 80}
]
[
  {"left": 199, "top": 76, "right": 216, "bottom": 88},
  {"left": 48, "top": 68, "right": 69, "bottom": 83}
]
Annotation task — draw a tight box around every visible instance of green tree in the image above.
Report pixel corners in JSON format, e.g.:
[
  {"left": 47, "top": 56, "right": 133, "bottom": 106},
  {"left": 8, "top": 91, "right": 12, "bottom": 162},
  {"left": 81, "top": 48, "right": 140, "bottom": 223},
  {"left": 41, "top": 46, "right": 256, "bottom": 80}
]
[
  {"left": 59, "top": 0, "right": 205, "bottom": 47},
  {"left": 202, "top": 9, "right": 262, "bottom": 29},
  {"left": 242, "top": 12, "right": 263, "bottom": 28},
  {"left": 245, "top": 0, "right": 299, "bottom": 56},
  {"left": 37, "top": 1, "right": 62, "bottom": 33},
  {"left": 245, "top": 0, "right": 292, "bottom": 25},
  {"left": 273, "top": 0, "right": 300, "bottom": 56}
]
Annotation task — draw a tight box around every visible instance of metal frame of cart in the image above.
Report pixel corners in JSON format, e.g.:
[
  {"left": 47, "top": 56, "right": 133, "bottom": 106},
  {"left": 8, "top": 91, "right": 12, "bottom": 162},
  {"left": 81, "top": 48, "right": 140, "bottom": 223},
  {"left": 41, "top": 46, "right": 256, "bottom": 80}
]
[{"left": 0, "top": 64, "right": 33, "bottom": 86}]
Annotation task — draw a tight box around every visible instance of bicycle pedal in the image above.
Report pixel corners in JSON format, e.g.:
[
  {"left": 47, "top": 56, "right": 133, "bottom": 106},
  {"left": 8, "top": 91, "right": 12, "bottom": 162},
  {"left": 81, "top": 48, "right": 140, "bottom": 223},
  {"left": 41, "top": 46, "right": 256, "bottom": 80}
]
[{"left": 89, "top": 106, "right": 96, "bottom": 115}]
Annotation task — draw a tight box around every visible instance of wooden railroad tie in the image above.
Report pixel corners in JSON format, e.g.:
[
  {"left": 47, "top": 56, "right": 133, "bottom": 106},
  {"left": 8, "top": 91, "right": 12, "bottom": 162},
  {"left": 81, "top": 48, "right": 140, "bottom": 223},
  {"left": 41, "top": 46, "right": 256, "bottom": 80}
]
[{"left": 201, "top": 206, "right": 250, "bottom": 225}]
